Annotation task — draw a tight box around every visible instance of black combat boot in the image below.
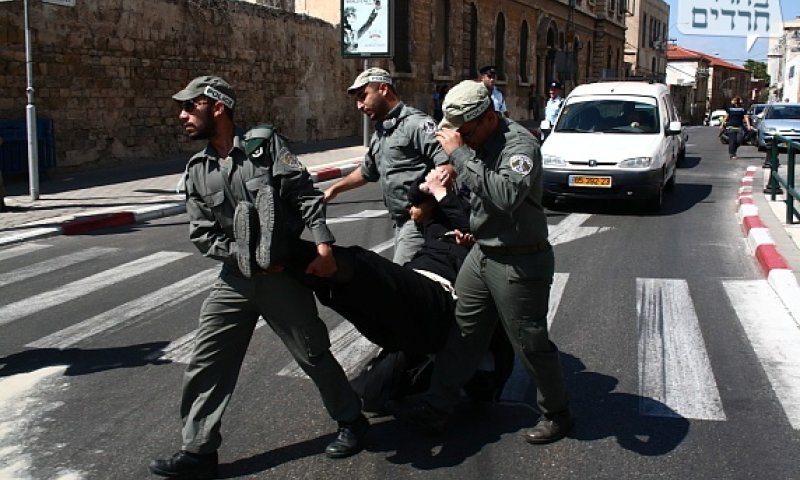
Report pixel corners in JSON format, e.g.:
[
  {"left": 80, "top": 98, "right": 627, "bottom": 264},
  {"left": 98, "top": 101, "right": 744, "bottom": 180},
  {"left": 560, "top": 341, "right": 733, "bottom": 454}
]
[
  {"left": 523, "top": 411, "right": 574, "bottom": 445},
  {"left": 325, "top": 414, "right": 369, "bottom": 459},
  {"left": 148, "top": 450, "right": 218, "bottom": 479}
]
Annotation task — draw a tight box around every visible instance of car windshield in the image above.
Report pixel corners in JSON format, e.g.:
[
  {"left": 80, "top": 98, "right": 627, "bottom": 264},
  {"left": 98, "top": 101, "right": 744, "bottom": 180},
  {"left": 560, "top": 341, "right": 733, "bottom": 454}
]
[
  {"left": 555, "top": 99, "right": 659, "bottom": 134},
  {"left": 752, "top": 104, "right": 766, "bottom": 115},
  {"left": 765, "top": 105, "right": 800, "bottom": 120}
]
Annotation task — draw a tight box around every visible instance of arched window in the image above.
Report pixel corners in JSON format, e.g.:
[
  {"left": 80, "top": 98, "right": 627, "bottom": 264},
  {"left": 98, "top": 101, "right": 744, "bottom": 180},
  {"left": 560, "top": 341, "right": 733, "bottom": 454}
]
[
  {"left": 463, "top": 3, "right": 478, "bottom": 77},
  {"left": 585, "top": 41, "right": 592, "bottom": 80},
  {"left": 394, "top": 0, "right": 411, "bottom": 72},
  {"left": 434, "top": 0, "right": 450, "bottom": 72},
  {"left": 495, "top": 12, "right": 506, "bottom": 77},
  {"left": 641, "top": 14, "right": 648, "bottom": 47},
  {"left": 519, "top": 20, "right": 530, "bottom": 83}
]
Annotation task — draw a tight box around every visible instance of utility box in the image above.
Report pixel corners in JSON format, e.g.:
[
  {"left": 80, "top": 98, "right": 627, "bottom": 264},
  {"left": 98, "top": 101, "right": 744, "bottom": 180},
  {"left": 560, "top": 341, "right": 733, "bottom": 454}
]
[{"left": 0, "top": 119, "right": 56, "bottom": 179}]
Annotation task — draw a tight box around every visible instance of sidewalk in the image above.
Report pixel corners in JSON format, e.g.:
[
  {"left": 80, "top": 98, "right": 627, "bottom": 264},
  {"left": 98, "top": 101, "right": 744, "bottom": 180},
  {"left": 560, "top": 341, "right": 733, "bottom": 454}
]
[
  {"left": 735, "top": 163, "right": 800, "bottom": 320},
  {"left": 0, "top": 136, "right": 366, "bottom": 246}
]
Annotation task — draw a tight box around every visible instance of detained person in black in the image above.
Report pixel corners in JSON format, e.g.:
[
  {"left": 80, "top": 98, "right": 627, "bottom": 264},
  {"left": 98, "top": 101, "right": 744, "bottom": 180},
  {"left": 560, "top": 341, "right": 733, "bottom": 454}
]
[
  {"left": 286, "top": 168, "right": 514, "bottom": 410},
  {"left": 723, "top": 96, "right": 750, "bottom": 159}
]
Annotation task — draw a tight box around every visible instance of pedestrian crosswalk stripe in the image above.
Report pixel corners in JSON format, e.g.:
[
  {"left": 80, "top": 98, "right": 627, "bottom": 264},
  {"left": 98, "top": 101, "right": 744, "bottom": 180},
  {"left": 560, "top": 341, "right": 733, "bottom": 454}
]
[
  {"left": 0, "top": 251, "right": 192, "bottom": 327},
  {"left": 724, "top": 279, "right": 800, "bottom": 430},
  {"left": 636, "top": 278, "right": 726, "bottom": 421},
  {"left": 152, "top": 322, "right": 267, "bottom": 365},
  {"left": 500, "top": 272, "right": 569, "bottom": 403},
  {"left": 549, "top": 213, "right": 612, "bottom": 247},
  {"left": 27, "top": 268, "right": 218, "bottom": 349},
  {"left": 276, "top": 239, "right": 395, "bottom": 379},
  {"left": 0, "top": 242, "right": 51, "bottom": 262},
  {"left": 277, "top": 318, "right": 378, "bottom": 379},
  {"left": 0, "top": 247, "right": 119, "bottom": 289},
  {"left": 327, "top": 210, "right": 388, "bottom": 224}
]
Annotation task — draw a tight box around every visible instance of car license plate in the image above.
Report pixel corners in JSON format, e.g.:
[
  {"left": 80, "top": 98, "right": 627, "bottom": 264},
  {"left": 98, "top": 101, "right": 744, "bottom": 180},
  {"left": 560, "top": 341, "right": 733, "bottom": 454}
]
[{"left": 568, "top": 175, "right": 612, "bottom": 188}]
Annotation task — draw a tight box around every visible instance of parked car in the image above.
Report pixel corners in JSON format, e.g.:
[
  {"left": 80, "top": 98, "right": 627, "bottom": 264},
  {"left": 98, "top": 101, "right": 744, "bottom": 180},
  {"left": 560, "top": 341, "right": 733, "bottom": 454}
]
[
  {"left": 748, "top": 103, "right": 767, "bottom": 129},
  {"left": 539, "top": 81, "right": 682, "bottom": 212},
  {"left": 756, "top": 103, "right": 800, "bottom": 151},
  {"left": 706, "top": 109, "right": 727, "bottom": 126}
]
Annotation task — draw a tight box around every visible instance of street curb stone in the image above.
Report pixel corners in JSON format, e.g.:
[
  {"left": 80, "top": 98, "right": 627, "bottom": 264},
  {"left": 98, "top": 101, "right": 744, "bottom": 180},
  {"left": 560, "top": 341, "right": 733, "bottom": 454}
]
[
  {"left": 737, "top": 165, "right": 800, "bottom": 321},
  {"left": 0, "top": 163, "right": 358, "bottom": 247}
]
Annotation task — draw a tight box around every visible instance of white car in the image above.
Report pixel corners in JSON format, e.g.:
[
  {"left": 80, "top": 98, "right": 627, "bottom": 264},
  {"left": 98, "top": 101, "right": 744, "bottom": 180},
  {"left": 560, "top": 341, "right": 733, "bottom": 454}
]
[
  {"left": 539, "top": 81, "right": 683, "bottom": 212},
  {"left": 707, "top": 109, "right": 727, "bottom": 126}
]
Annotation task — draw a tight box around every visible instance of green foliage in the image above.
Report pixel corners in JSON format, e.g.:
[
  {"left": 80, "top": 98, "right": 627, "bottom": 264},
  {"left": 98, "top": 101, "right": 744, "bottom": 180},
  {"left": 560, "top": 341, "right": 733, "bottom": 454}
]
[{"left": 744, "top": 59, "right": 770, "bottom": 84}]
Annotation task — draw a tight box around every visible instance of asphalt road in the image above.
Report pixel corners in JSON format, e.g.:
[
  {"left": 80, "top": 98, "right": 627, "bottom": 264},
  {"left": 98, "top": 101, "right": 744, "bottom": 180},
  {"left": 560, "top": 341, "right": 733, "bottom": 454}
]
[{"left": 1, "top": 127, "right": 799, "bottom": 479}]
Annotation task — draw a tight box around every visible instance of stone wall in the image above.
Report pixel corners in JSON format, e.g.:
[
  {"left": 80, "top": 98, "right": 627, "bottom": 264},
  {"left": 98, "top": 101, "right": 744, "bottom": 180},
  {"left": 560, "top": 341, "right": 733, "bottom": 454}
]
[{"left": 0, "top": 0, "right": 361, "bottom": 169}]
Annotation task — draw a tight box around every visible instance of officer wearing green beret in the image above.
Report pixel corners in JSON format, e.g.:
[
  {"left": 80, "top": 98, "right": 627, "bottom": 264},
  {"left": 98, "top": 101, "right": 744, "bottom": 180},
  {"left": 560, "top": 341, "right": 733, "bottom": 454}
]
[
  {"left": 149, "top": 75, "right": 368, "bottom": 479},
  {"left": 389, "top": 80, "right": 573, "bottom": 444},
  {"left": 324, "top": 68, "right": 450, "bottom": 264}
]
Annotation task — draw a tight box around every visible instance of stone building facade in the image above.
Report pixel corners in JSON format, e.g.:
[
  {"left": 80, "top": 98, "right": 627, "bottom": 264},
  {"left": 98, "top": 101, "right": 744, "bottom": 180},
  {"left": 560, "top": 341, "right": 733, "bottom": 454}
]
[
  {"left": 302, "top": 0, "right": 627, "bottom": 121},
  {"left": 623, "top": 0, "right": 669, "bottom": 81},
  {"left": 0, "top": 0, "right": 361, "bottom": 169},
  {"left": 1, "top": 0, "right": 626, "bottom": 171}
]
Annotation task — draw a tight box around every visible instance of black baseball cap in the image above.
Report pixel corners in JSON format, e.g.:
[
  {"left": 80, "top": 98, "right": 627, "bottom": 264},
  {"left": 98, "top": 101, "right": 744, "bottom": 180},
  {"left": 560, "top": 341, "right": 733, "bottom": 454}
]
[
  {"left": 548, "top": 81, "right": 563, "bottom": 90},
  {"left": 479, "top": 65, "right": 497, "bottom": 76}
]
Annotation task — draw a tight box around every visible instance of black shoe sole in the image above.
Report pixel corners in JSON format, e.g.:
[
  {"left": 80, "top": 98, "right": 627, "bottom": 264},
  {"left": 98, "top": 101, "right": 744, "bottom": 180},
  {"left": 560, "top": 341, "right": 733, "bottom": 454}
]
[
  {"left": 233, "top": 201, "right": 258, "bottom": 278},
  {"left": 255, "top": 185, "right": 276, "bottom": 270}
]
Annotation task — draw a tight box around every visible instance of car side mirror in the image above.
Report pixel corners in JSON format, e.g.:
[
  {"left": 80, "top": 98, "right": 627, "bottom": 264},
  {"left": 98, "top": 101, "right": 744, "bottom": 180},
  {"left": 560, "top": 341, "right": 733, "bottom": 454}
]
[
  {"left": 540, "top": 119, "right": 552, "bottom": 130},
  {"left": 666, "top": 120, "right": 682, "bottom": 136}
]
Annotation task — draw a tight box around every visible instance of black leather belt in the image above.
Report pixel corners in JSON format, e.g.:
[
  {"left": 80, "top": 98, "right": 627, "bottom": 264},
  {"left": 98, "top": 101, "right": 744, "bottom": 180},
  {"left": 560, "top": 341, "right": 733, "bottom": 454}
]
[{"left": 480, "top": 240, "right": 551, "bottom": 255}]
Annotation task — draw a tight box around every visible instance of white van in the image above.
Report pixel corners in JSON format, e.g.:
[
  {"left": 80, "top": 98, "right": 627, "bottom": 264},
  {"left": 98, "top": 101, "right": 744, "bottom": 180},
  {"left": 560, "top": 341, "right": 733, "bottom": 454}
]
[{"left": 539, "top": 81, "right": 683, "bottom": 211}]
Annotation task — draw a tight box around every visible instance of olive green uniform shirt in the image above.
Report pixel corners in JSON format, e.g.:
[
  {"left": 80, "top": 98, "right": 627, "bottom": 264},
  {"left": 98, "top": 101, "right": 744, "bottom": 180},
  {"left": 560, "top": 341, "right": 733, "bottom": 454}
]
[
  {"left": 448, "top": 117, "right": 548, "bottom": 247},
  {"left": 185, "top": 132, "right": 334, "bottom": 269},
  {"left": 361, "top": 102, "right": 449, "bottom": 220}
]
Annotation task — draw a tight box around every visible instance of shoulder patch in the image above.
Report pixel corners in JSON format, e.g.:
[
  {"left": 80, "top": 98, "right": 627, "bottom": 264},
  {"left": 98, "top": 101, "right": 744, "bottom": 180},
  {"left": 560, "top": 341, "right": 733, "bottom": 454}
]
[
  {"left": 509, "top": 154, "right": 534, "bottom": 176},
  {"left": 278, "top": 147, "right": 303, "bottom": 169},
  {"left": 420, "top": 119, "right": 437, "bottom": 135}
]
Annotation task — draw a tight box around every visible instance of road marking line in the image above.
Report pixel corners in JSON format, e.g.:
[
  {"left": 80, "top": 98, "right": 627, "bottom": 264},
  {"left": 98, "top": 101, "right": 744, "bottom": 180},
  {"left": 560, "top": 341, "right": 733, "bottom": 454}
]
[
  {"left": 0, "top": 242, "right": 51, "bottom": 262},
  {"left": 500, "top": 272, "right": 570, "bottom": 403},
  {"left": 724, "top": 279, "right": 800, "bottom": 429},
  {"left": 327, "top": 209, "right": 388, "bottom": 224},
  {"left": 0, "top": 251, "right": 191, "bottom": 327},
  {"left": 0, "top": 247, "right": 119, "bottom": 288},
  {"left": 27, "top": 268, "right": 218, "bottom": 349},
  {"left": 276, "top": 239, "right": 394, "bottom": 379},
  {"left": 636, "top": 278, "right": 726, "bottom": 420},
  {"left": 549, "top": 213, "right": 613, "bottom": 246}
]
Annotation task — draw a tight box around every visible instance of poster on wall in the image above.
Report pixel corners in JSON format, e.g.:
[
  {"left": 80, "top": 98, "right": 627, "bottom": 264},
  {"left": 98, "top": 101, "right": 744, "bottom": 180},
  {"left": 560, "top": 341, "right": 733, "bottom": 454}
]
[{"left": 341, "top": 0, "right": 393, "bottom": 58}]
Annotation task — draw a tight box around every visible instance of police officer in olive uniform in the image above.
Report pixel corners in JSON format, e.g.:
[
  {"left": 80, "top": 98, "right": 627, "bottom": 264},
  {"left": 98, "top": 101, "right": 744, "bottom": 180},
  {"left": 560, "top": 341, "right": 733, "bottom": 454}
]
[
  {"left": 324, "top": 68, "right": 450, "bottom": 265},
  {"left": 389, "top": 80, "right": 573, "bottom": 444},
  {"left": 149, "top": 76, "right": 367, "bottom": 479}
]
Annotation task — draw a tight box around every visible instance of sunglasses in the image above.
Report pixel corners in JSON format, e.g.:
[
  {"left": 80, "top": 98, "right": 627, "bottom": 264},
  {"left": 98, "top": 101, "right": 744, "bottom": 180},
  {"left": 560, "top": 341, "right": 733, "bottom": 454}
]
[{"left": 180, "top": 99, "right": 211, "bottom": 113}]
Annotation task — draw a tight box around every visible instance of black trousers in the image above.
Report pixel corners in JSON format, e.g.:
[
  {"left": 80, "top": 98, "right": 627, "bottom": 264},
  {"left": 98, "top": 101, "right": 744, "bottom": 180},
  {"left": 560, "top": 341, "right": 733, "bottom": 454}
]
[
  {"left": 727, "top": 127, "right": 743, "bottom": 156},
  {"left": 287, "top": 239, "right": 516, "bottom": 398}
]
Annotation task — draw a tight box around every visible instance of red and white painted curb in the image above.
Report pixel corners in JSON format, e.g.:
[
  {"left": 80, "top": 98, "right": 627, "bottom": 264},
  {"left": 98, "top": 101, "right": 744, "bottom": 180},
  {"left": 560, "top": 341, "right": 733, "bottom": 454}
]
[
  {"left": 0, "top": 162, "right": 360, "bottom": 247},
  {"left": 737, "top": 165, "right": 800, "bottom": 317}
]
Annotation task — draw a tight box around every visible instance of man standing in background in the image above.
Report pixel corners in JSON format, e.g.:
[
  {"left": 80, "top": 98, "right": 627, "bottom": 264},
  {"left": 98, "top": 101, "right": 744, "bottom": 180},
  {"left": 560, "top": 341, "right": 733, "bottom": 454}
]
[{"left": 324, "top": 68, "right": 450, "bottom": 265}]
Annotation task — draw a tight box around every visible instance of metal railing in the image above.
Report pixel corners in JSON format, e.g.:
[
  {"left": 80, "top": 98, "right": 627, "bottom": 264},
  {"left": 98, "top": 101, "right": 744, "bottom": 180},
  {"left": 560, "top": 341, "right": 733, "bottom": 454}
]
[{"left": 764, "top": 134, "right": 800, "bottom": 224}]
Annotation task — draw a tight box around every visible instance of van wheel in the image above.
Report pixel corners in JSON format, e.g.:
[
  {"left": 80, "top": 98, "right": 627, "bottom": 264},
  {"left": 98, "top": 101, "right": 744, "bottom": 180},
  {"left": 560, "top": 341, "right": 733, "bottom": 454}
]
[
  {"left": 644, "top": 186, "right": 663, "bottom": 213},
  {"left": 677, "top": 147, "right": 686, "bottom": 166},
  {"left": 665, "top": 170, "right": 676, "bottom": 191}
]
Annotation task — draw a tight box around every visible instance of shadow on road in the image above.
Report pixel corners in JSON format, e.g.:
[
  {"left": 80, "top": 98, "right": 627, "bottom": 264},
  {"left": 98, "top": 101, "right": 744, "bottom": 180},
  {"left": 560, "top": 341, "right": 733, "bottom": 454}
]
[
  {"left": 217, "top": 351, "right": 689, "bottom": 476},
  {"left": 0, "top": 343, "right": 170, "bottom": 378},
  {"left": 547, "top": 182, "right": 712, "bottom": 217}
]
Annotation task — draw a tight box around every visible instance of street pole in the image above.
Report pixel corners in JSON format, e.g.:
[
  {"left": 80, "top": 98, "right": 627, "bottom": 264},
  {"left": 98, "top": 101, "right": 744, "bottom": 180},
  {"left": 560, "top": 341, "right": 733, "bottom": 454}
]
[
  {"left": 362, "top": 58, "right": 369, "bottom": 147},
  {"left": 24, "top": 0, "right": 39, "bottom": 200}
]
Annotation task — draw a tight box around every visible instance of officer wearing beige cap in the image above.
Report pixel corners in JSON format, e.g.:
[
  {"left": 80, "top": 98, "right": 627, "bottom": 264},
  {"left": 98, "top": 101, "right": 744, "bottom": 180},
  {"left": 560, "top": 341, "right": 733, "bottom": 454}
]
[
  {"left": 388, "top": 80, "right": 574, "bottom": 445},
  {"left": 150, "top": 75, "right": 368, "bottom": 479},
  {"left": 324, "top": 67, "right": 450, "bottom": 265}
]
